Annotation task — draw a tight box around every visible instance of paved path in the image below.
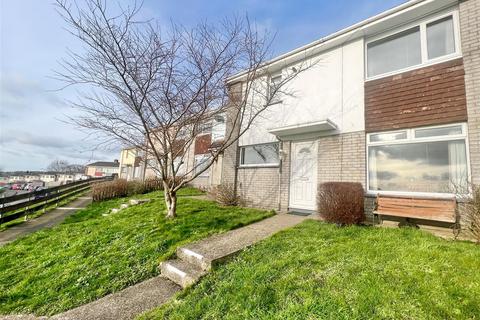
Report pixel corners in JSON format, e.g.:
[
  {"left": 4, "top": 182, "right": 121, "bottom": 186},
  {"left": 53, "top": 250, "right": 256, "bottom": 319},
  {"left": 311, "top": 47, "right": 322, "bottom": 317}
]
[
  {"left": 51, "top": 277, "right": 180, "bottom": 320},
  {"left": 0, "top": 196, "right": 92, "bottom": 246},
  {"left": 0, "top": 213, "right": 310, "bottom": 320}
]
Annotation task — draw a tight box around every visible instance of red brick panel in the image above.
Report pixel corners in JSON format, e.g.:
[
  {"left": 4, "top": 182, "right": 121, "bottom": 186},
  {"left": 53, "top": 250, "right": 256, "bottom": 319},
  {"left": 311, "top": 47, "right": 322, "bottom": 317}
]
[
  {"left": 194, "top": 134, "right": 212, "bottom": 155},
  {"left": 365, "top": 58, "right": 467, "bottom": 132}
]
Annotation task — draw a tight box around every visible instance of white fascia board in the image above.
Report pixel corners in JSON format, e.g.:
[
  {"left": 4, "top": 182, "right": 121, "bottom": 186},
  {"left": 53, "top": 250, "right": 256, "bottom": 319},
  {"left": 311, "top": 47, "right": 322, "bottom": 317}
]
[{"left": 226, "top": 0, "right": 458, "bottom": 84}]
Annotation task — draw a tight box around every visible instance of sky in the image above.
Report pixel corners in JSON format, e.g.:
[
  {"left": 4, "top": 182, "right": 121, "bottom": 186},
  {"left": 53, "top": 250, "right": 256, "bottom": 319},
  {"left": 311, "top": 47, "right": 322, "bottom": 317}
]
[{"left": 0, "top": 0, "right": 406, "bottom": 172}]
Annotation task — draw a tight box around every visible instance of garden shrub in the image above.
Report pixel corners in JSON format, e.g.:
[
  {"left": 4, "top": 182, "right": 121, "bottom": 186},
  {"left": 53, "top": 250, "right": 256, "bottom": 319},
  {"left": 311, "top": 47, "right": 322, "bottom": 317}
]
[
  {"left": 464, "top": 185, "right": 480, "bottom": 244},
  {"left": 92, "top": 178, "right": 165, "bottom": 201},
  {"left": 92, "top": 179, "right": 128, "bottom": 201},
  {"left": 143, "top": 177, "right": 163, "bottom": 193},
  {"left": 127, "top": 180, "right": 146, "bottom": 196},
  {"left": 210, "top": 183, "right": 240, "bottom": 206},
  {"left": 317, "top": 182, "right": 365, "bottom": 225}
]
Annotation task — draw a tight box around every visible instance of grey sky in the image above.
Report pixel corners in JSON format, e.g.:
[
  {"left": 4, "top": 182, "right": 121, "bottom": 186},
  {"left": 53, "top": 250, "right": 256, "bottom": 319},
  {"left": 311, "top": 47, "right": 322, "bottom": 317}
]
[{"left": 0, "top": 0, "right": 406, "bottom": 171}]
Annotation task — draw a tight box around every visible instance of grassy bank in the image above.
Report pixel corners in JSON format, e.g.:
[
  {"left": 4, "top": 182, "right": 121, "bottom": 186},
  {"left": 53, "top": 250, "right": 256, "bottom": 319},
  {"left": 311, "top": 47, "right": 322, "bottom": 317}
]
[
  {"left": 0, "top": 188, "right": 273, "bottom": 316},
  {"left": 142, "top": 220, "right": 480, "bottom": 320}
]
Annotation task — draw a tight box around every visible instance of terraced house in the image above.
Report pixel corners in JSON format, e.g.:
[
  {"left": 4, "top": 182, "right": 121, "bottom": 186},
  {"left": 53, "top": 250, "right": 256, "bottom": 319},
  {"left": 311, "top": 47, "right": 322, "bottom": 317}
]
[{"left": 221, "top": 0, "right": 480, "bottom": 230}]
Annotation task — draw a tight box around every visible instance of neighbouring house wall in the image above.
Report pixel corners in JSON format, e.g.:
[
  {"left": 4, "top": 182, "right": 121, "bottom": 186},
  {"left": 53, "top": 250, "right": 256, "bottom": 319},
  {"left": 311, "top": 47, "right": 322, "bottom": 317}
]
[
  {"left": 317, "top": 131, "right": 366, "bottom": 188},
  {"left": 86, "top": 167, "right": 96, "bottom": 176},
  {"left": 460, "top": 0, "right": 480, "bottom": 185},
  {"left": 364, "top": 58, "right": 468, "bottom": 132},
  {"left": 221, "top": 83, "right": 242, "bottom": 186}
]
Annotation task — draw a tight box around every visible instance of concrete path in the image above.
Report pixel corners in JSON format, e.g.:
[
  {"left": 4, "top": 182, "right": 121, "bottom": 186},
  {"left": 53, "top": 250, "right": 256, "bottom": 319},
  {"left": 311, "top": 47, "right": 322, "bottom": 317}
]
[
  {"left": 0, "top": 196, "right": 92, "bottom": 246},
  {"left": 161, "top": 213, "right": 309, "bottom": 287},
  {"left": 0, "top": 213, "right": 309, "bottom": 320},
  {"left": 51, "top": 277, "right": 180, "bottom": 320}
]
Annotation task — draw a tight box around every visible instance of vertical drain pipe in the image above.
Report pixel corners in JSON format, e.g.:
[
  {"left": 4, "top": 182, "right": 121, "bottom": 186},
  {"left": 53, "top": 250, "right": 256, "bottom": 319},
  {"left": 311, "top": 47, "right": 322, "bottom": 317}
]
[{"left": 277, "top": 136, "right": 284, "bottom": 212}]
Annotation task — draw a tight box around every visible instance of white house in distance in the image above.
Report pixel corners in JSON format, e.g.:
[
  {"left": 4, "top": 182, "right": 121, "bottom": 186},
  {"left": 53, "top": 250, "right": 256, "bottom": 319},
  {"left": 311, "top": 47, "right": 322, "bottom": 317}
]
[
  {"left": 119, "top": 148, "right": 144, "bottom": 181},
  {"left": 85, "top": 160, "right": 120, "bottom": 177}
]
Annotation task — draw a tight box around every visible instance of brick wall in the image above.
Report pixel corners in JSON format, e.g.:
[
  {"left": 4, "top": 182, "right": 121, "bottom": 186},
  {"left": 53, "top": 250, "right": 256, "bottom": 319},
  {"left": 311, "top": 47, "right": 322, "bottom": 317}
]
[
  {"left": 221, "top": 84, "right": 242, "bottom": 186},
  {"left": 237, "top": 167, "right": 280, "bottom": 209},
  {"left": 317, "top": 131, "right": 366, "bottom": 187},
  {"left": 460, "top": 0, "right": 480, "bottom": 185}
]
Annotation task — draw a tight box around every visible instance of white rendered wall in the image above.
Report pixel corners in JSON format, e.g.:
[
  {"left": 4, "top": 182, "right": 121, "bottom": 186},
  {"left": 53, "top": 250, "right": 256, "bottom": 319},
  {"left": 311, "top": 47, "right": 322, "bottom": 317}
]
[{"left": 239, "top": 38, "right": 365, "bottom": 146}]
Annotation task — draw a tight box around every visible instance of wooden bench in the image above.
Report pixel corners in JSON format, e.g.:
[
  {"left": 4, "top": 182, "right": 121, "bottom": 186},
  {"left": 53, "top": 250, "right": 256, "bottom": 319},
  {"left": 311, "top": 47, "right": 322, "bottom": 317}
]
[{"left": 374, "top": 194, "right": 457, "bottom": 223}]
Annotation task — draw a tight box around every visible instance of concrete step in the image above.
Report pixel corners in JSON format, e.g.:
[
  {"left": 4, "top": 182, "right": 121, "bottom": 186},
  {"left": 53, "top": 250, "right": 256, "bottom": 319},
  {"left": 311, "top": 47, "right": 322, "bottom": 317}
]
[
  {"left": 176, "top": 247, "right": 212, "bottom": 271},
  {"left": 160, "top": 259, "right": 207, "bottom": 288}
]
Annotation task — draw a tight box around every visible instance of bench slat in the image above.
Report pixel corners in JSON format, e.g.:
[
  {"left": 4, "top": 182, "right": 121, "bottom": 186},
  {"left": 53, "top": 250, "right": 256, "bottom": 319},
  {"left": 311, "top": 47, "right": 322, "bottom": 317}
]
[{"left": 375, "top": 195, "right": 456, "bottom": 223}]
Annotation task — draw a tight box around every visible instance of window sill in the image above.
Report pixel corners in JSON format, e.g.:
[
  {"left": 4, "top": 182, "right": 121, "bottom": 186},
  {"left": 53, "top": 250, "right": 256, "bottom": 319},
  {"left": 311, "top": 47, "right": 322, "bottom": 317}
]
[
  {"left": 238, "top": 164, "right": 280, "bottom": 169},
  {"left": 366, "top": 190, "right": 461, "bottom": 200}
]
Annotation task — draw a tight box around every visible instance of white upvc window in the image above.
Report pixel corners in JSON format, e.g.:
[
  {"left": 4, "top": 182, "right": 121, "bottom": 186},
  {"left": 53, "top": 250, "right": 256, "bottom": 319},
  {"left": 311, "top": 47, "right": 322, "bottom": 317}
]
[
  {"left": 194, "top": 154, "right": 210, "bottom": 177},
  {"left": 366, "top": 10, "right": 461, "bottom": 79},
  {"left": 268, "top": 72, "right": 282, "bottom": 104},
  {"left": 239, "top": 142, "right": 280, "bottom": 167},
  {"left": 367, "top": 123, "right": 470, "bottom": 197},
  {"left": 211, "top": 114, "right": 226, "bottom": 141}
]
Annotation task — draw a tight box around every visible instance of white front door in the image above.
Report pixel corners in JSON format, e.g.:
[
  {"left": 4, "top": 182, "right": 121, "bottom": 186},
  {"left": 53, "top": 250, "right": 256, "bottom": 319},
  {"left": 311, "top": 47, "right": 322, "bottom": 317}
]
[{"left": 289, "top": 140, "right": 318, "bottom": 211}]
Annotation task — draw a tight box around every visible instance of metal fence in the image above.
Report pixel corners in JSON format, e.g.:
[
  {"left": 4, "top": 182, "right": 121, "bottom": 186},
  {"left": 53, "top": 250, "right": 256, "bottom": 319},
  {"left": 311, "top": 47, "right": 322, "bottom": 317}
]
[{"left": 0, "top": 177, "right": 111, "bottom": 224}]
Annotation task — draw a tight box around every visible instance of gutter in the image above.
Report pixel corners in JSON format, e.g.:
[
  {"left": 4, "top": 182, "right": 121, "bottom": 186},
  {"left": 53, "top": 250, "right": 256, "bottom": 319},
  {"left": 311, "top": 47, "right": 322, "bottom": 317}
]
[{"left": 227, "top": 0, "right": 443, "bottom": 84}]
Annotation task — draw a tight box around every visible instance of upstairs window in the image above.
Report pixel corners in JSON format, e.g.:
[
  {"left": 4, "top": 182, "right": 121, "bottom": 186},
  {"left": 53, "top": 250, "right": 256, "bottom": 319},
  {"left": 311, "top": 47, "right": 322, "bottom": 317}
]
[
  {"left": 427, "top": 16, "right": 455, "bottom": 59},
  {"left": 268, "top": 73, "right": 282, "bottom": 104},
  {"left": 367, "top": 13, "right": 459, "bottom": 78},
  {"left": 367, "top": 27, "right": 422, "bottom": 77}
]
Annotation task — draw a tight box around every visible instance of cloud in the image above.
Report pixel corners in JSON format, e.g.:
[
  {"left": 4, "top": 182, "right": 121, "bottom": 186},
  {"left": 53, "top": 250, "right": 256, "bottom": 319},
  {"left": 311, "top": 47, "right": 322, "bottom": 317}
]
[
  {"left": 1, "top": 131, "right": 71, "bottom": 149},
  {"left": 0, "top": 73, "right": 66, "bottom": 118}
]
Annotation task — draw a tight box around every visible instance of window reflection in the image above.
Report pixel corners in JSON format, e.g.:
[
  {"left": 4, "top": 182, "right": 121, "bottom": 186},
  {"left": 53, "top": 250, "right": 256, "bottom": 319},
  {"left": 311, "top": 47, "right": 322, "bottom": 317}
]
[{"left": 369, "top": 140, "right": 467, "bottom": 193}]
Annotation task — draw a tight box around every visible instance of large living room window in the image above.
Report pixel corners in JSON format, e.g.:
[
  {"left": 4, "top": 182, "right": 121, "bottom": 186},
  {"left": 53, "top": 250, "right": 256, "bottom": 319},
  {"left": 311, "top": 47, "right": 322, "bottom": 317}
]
[
  {"left": 240, "top": 143, "right": 279, "bottom": 167},
  {"left": 367, "top": 12, "right": 460, "bottom": 78},
  {"left": 367, "top": 123, "right": 469, "bottom": 195}
]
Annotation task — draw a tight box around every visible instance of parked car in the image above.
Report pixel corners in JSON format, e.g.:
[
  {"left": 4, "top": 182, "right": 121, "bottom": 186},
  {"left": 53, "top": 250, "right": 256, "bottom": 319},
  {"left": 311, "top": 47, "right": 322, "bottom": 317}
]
[
  {"left": 11, "top": 183, "right": 23, "bottom": 190},
  {"left": 33, "top": 187, "right": 50, "bottom": 199}
]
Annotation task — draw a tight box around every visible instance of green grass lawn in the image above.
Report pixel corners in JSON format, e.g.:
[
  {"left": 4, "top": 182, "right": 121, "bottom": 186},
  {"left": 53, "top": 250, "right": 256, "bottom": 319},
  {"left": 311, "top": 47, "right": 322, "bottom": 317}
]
[
  {"left": 0, "top": 187, "right": 273, "bottom": 316},
  {"left": 141, "top": 220, "right": 480, "bottom": 320}
]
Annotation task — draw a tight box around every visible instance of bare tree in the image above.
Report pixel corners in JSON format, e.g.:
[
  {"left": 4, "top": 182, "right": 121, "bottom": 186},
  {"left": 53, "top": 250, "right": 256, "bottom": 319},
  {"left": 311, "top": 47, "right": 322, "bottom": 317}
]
[
  {"left": 55, "top": 0, "right": 314, "bottom": 218},
  {"left": 47, "top": 159, "right": 70, "bottom": 172},
  {"left": 47, "top": 159, "right": 85, "bottom": 173}
]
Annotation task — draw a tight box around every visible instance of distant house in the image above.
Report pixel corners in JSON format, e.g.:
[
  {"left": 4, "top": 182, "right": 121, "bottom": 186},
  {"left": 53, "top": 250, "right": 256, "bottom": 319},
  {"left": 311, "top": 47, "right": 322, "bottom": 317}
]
[
  {"left": 119, "top": 148, "right": 144, "bottom": 181},
  {"left": 85, "top": 160, "right": 119, "bottom": 177},
  {"left": 9, "top": 175, "right": 25, "bottom": 183},
  {"left": 57, "top": 173, "right": 75, "bottom": 184},
  {"left": 40, "top": 173, "right": 57, "bottom": 183}
]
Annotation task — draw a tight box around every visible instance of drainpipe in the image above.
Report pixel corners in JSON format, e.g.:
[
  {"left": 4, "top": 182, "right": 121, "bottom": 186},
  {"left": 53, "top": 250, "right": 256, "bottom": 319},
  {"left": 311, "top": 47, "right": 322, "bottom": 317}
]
[{"left": 276, "top": 136, "right": 284, "bottom": 212}]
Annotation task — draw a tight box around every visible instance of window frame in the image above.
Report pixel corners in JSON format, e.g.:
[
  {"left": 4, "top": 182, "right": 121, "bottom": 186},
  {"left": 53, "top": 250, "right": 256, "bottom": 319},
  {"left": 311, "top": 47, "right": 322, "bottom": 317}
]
[
  {"left": 239, "top": 142, "right": 280, "bottom": 168},
  {"left": 267, "top": 72, "right": 283, "bottom": 105},
  {"left": 365, "top": 9, "right": 462, "bottom": 81},
  {"left": 366, "top": 123, "right": 471, "bottom": 198},
  {"left": 194, "top": 154, "right": 211, "bottom": 177}
]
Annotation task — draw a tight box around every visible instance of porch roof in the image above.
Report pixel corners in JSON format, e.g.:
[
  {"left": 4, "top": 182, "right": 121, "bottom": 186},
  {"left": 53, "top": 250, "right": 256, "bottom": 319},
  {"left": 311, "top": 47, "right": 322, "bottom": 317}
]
[{"left": 268, "top": 119, "right": 337, "bottom": 137}]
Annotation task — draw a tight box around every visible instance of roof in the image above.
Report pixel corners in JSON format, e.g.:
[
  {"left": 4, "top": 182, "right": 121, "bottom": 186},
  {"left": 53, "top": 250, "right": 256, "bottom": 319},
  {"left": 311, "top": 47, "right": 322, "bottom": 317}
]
[
  {"left": 86, "top": 161, "right": 119, "bottom": 168},
  {"left": 227, "top": 0, "right": 458, "bottom": 83}
]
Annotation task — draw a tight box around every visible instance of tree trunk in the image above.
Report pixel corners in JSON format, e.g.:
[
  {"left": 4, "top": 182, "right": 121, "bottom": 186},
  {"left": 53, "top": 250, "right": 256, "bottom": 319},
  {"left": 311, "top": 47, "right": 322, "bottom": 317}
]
[{"left": 164, "top": 188, "right": 177, "bottom": 219}]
